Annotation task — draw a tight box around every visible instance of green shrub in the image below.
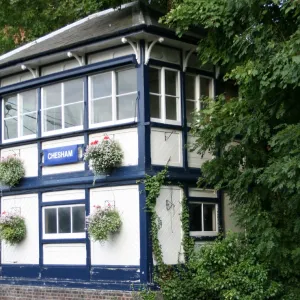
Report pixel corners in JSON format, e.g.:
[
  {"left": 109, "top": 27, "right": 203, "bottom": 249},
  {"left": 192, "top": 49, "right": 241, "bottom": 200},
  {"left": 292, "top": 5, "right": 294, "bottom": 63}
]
[{"left": 0, "top": 212, "right": 26, "bottom": 245}]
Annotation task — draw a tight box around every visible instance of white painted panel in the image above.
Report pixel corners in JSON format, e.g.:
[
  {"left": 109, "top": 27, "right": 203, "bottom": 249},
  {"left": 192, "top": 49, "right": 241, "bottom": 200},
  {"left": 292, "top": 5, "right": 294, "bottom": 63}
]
[
  {"left": 90, "top": 185, "right": 140, "bottom": 265},
  {"left": 43, "top": 244, "right": 86, "bottom": 265},
  {"left": 41, "top": 60, "right": 79, "bottom": 76},
  {"left": 151, "top": 129, "right": 182, "bottom": 167},
  {"left": 42, "top": 189, "right": 85, "bottom": 202},
  {"left": 1, "top": 72, "right": 33, "bottom": 87},
  {"left": 1, "top": 144, "right": 38, "bottom": 177},
  {"left": 155, "top": 186, "right": 183, "bottom": 265},
  {"left": 89, "top": 128, "right": 138, "bottom": 167},
  {"left": 150, "top": 45, "right": 180, "bottom": 65},
  {"left": 223, "top": 193, "right": 242, "bottom": 233},
  {"left": 88, "top": 46, "right": 133, "bottom": 64},
  {"left": 187, "top": 134, "right": 213, "bottom": 168},
  {"left": 1, "top": 194, "right": 39, "bottom": 264},
  {"left": 188, "top": 188, "right": 217, "bottom": 198},
  {"left": 42, "top": 136, "right": 84, "bottom": 175}
]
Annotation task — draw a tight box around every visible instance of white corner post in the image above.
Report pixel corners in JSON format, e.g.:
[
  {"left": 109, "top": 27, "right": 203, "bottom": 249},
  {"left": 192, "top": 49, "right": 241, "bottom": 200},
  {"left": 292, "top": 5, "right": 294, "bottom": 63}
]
[
  {"left": 144, "top": 37, "right": 164, "bottom": 65},
  {"left": 121, "top": 37, "right": 140, "bottom": 64},
  {"left": 21, "top": 65, "right": 38, "bottom": 78}
]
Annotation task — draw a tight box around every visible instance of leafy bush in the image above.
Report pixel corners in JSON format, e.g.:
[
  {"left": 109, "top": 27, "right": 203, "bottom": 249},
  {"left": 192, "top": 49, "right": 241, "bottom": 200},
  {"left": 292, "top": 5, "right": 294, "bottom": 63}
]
[
  {"left": 0, "top": 156, "right": 25, "bottom": 187},
  {"left": 86, "top": 204, "right": 122, "bottom": 242},
  {"left": 155, "top": 233, "right": 282, "bottom": 300},
  {"left": 84, "top": 137, "right": 123, "bottom": 176},
  {"left": 0, "top": 211, "right": 26, "bottom": 245}
]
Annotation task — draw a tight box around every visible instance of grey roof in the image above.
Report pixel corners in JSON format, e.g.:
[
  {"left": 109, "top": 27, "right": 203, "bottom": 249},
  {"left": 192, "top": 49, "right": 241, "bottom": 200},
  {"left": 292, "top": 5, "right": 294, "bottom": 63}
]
[{"left": 0, "top": 1, "right": 201, "bottom": 69}]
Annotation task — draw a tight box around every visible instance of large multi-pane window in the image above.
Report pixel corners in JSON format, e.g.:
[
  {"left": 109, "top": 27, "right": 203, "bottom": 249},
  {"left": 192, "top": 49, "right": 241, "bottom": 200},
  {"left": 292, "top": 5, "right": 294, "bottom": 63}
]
[
  {"left": 42, "top": 78, "right": 84, "bottom": 134},
  {"left": 43, "top": 205, "right": 85, "bottom": 238},
  {"left": 149, "top": 67, "right": 180, "bottom": 124},
  {"left": 189, "top": 201, "right": 218, "bottom": 237},
  {"left": 185, "top": 74, "right": 214, "bottom": 124},
  {"left": 89, "top": 68, "right": 137, "bottom": 126},
  {"left": 3, "top": 89, "right": 37, "bottom": 141}
]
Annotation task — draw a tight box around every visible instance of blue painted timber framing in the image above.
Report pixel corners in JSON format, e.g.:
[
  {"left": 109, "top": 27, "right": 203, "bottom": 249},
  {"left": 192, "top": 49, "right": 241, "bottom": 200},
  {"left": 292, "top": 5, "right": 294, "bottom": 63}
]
[
  {"left": 38, "top": 192, "right": 43, "bottom": 267},
  {"left": 85, "top": 189, "right": 91, "bottom": 271},
  {"left": 0, "top": 55, "right": 136, "bottom": 96}
]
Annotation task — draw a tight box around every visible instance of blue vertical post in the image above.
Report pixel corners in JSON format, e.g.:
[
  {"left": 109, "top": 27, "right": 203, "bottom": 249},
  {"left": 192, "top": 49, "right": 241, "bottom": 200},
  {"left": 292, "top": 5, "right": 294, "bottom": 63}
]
[
  {"left": 85, "top": 189, "right": 91, "bottom": 275},
  {"left": 138, "top": 40, "right": 152, "bottom": 284},
  {"left": 180, "top": 50, "right": 188, "bottom": 171},
  {"left": 0, "top": 96, "right": 2, "bottom": 144},
  {"left": 83, "top": 76, "right": 89, "bottom": 171},
  {"left": 38, "top": 192, "right": 43, "bottom": 268},
  {"left": 37, "top": 87, "right": 42, "bottom": 179}
]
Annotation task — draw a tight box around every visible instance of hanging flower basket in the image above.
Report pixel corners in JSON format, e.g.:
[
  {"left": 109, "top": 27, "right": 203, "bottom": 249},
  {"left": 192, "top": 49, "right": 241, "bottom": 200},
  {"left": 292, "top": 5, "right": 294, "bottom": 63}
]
[
  {"left": 0, "top": 211, "right": 26, "bottom": 245},
  {"left": 84, "top": 136, "right": 123, "bottom": 178},
  {"left": 86, "top": 204, "right": 122, "bottom": 242},
  {"left": 0, "top": 156, "right": 25, "bottom": 187}
]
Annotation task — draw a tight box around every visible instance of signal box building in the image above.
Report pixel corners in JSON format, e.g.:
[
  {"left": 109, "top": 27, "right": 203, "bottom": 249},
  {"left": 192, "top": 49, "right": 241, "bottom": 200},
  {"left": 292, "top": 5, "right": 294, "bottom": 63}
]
[{"left": 0, "top": 2, "right": 236, "bottom": 296}]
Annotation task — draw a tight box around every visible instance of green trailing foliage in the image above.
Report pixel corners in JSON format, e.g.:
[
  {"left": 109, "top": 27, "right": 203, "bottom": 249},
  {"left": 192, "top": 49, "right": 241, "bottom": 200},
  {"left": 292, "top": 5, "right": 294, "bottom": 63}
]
[
  {"left": 161, "top": 0, "right": 300, "bottom": 297},
  {"left": 0, "top": 156, "right": 25, "bottom": 187},
  {"left": 86, "top": 204, "right": 122, "bottom": 242},
  {"left": 0, "top": 212, "right": 26, "bottom": 245}
]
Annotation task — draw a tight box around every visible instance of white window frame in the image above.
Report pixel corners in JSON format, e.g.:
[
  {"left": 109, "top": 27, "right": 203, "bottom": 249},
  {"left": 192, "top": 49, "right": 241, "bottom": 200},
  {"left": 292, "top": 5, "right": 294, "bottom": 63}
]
[
  {"left": 88, "top": 68, "right": 138, "bottom": 128},
  {"left": 43, "top": 204, "right": 86, "bottom": 239},
  {"left": 150, "top": 66, "right": 181, "bottom": 125},
  {"left": 185, "top": 73, "right": 215, "bottom": 125},
  {"left": 189, "top": 201, "right": 218, "bottom": 237},
  {"left": 2, "top": 91, "right": 37, "bottom": 143},
  {"left": 41, "top": 79, "right": 84, "bottom": 137}
]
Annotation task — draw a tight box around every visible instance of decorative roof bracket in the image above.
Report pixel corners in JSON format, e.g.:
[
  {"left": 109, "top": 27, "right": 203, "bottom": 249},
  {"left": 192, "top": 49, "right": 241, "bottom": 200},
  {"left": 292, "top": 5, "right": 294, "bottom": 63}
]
[
  {"left": 21, "top": 64, "right": 38, "bottom": 78},
  {"left": 67, "top": 51, "right": 85, "bottom": 66},
  {"left": 145, "top": 37, "right": 164, "bottom": 65},
  {"left": 183, "top": 48, "right": 196, "bottom": 72},
  {"left": 121, "top": 37, "right": 140, "bottom": 64}
]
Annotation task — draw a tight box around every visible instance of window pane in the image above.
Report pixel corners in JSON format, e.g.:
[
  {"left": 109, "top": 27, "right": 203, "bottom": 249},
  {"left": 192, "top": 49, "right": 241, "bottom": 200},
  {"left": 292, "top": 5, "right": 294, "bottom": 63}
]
[
  {"left": 45, "top": 208, "right": 57, "bottom": 234},
  {"left": 165, "top": 70, "right": 177, "bottom": 96},
  {"left": 186, "top": 100, "right": 196, "bottom": 123},
  {"left": 166, "top": 96, "right": 177, "bottom": 120},
  {"left": 4, "top": 118, "right": 18, "bottom": 140},
  {"left": 58, "top": 207, "right": 71, "bottom": 233},
  {"left": 185, "top": 75, "right": 195, "bottom": 99},
  {"left": 72, "top": 206, "right": 85, "bottom": 233},
  {"left": 43, "top": 83, "right": 61, "bottom": 108},
  {"left": 200, "top": 78, "right": 212, "bottom": 97},
  {"left": 65, "top": 103, "right": 83, "bottom": 128},
  {"left": 21, "top": 90, "right": 37, "bottom": 113},
  {"left": 92, "top": 98, "right": 112, "bottom": 123},
  {"left": 149, "top": 68, "right": 160, "bottom": 94},
  {"left": 117, "top": 94, "right": 136, "bottom": 120},
  {"left": 150, "top": 95, "right": 160, "bottom": 119},
  {"left": 22, "top": 113, "right": 37, "bottom": 136},
  {"left": 4, "top": 96, "right": 17, "bottom": 117},
  {"left": 117, "top": 69, "right": 137, "bottom": 95},
  {"left": 64, "top": 78, "right": 84, "bottom": 104},
  {"left": 203, "top": 204, "right": 216, "bottom": 231},
  {"left": 91, "top": 73, "right": 111, "bottom": 99},
  {"left": 44, "top": 107, "right": 62, "bottom": 132},
  {"left": 190, "top": 203, "right": 202, "bottom": 231}
]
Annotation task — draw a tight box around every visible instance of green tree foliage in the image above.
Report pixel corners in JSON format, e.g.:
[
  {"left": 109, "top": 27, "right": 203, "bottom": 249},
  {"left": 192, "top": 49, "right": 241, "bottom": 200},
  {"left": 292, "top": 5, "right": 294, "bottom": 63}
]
[{"left": 161, "top": 0, "right": 300, "bottom": 297}]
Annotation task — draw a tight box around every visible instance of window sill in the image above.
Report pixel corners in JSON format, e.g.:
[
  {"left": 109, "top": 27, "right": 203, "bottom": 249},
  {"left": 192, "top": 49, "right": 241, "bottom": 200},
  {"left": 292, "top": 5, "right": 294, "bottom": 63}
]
[
  {"left": 2, "top": 134, "right": 36, "bottom": 144},
  {"left": 42, "top": 126, "right": 84, "bottom": 137},
  {"left": 43, "top": 233, "right": 86, "bottom": 240},
  {"left": 89, "top": 118, "right": 137, "bottom": 129},
  {"left": 190, "top": 231, "right": 218, "bottom": 237}
]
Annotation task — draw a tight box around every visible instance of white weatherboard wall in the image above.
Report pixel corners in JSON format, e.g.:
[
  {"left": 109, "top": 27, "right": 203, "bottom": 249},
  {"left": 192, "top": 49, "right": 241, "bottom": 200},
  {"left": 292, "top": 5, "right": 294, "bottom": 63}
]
[
  {"left": 187, "top": 134, "right": 213, "bottom": 168},
  {"left": 88, "top": 46, "right": 133, "bottom": 64},
  {"left": 1, "top": 194, "right": 39, "bottom": 264},
  {"left": 89, "top": 128, "right": 138, "bottom": 167},
  {"left": 42, "top": 189, "right": 85, "bottom": 202},
  {"left": 151, "top": 129, "right": 182, "bottom": 167},
  {"left": 150, "top": 45, "right": 181, "bottom": 65},
  {"left": 90, "top": 185, "right": 140, "bottom": 266},
  {"left": 43, "top": 244, "right": 86, "bottom": 265},
  {"left": 0, "top": 144, "right": 38, "bottom": 177},
  {"left": 1, "top": 72, "right": 33, "bottom": 87},
  {"left": 155, "top": 186, "right": 183, "bottom": 265},
  {"left": 41, "top": 60, "right": 80, "bottom": 76},
  {"left": 188, "top": 188, "right": 218, "bottom": 198},
  {"left": 42, "top": 136, "right": 84, "bottom": 175}
]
